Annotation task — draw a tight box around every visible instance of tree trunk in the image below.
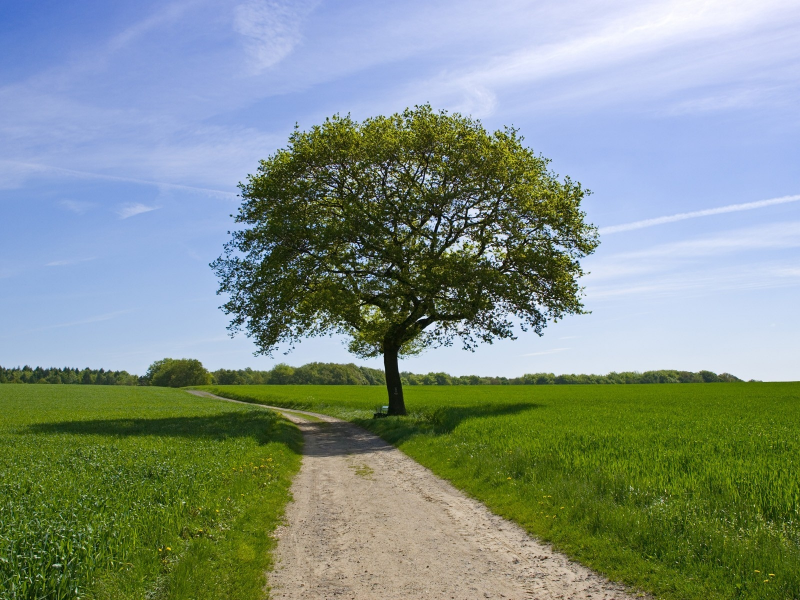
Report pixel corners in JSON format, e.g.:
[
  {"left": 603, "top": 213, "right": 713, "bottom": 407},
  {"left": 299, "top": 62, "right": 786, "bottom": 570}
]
[{"left": 383, "top": 345, "right": 407, "bottom": 415}]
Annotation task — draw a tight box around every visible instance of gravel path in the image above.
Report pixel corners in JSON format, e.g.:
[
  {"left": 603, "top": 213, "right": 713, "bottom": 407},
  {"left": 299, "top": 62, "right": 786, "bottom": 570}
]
[{"left": 188, "top": 391, "right": 639, "bottom": 600}]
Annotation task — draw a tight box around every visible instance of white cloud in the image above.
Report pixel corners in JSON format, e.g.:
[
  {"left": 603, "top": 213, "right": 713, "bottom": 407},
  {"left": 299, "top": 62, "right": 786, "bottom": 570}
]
[
  {"left": 414, "top": 0, "right": 800, "bottom": 114},
  {"left": 773, "top": 266, "right": 800, "bottom": 277},
  {"left": 0, "top": 160, "right": 238, "bottom": 200},
  {"left": 2, "top": 0, "right": 796, "bottom": 198},
  {"left": 59, "top": 200, "right": 96, "bottom": 214},
  {"left": 46, "top": 257, "right": 96, "bottom": 267},
  {"left": 626, "top": 221, "right": 800, "bottom": 259},
  {"left": 585, "top": 222, "right": 800, "bottom": 300},
  {"left": 479, "top": 0, "right": 787, "bottom": 83},
  {"left": 0, "top": 3, "right": 290, "bottom": 192},
  {"left": 117, "top": 203, "right": 160, "bottom": 219},
  {"left": 589, "top": 263, "right": 800, "bottom": 299},
  {"left": 451, "top": 83, "right": 498, "bottom": 118},
  {"left": 0, "top": 160, "right": 37, "bottom": 189},
  {"left": 108, "top": 1, "right": 199, "bottom": 54},
  {"left": 665, "top": 87, "right": 782, "bottom": 115},
  {"left": 590, "top": 222, "right": 800, "bottom": 282},
  {"left": 586, "top": 216, "right": 800, "bottom": 302},
  {"left": 599, "top": 194, "right": 800, "bottom": 234},
  {"left": 234, "top": 0, "right": 318, "bottom": 72}
]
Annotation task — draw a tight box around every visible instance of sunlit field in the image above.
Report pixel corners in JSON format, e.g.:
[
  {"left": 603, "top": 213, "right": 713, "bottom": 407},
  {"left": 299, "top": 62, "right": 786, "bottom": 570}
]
[
  {"left": 0, "top": 386, "right": 301, "bottom": 600},
  {"left": 201, "top": 383, "right": 800, "bottom": 600}
]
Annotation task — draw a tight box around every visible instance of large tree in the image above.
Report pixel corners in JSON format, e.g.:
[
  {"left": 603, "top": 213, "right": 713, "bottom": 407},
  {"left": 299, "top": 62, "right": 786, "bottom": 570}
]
[{"left": 212, "top": 105, "right": 599, "bottom": 415}]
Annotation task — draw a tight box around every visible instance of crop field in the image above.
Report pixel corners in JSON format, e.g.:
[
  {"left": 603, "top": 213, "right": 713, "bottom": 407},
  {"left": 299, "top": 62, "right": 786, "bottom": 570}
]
[
  {"left": 201, "top": 383, "right": 800, "bottom": 600},
  {"left": 0, "top": 385, "right": 301, "bottom": 600}
]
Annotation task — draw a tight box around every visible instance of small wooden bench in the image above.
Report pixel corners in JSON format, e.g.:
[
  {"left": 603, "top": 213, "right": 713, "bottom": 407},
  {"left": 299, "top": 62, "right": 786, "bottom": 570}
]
[{"left": 373, "top": 405, "right": 389, "bottom": 419}]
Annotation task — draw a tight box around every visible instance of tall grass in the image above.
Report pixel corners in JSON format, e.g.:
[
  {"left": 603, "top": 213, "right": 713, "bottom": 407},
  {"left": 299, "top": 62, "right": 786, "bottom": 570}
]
[
  {"left": 0, "top": 386, "right": 301, "bottom": 599},
  {"left": 201, "top": 383, "right": 800, "bottom": 600}
]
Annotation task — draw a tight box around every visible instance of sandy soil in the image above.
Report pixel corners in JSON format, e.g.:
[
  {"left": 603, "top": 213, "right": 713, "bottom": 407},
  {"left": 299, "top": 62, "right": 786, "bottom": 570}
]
[{"left": 188, "top": 392, "right": 639, "bottom": 600}]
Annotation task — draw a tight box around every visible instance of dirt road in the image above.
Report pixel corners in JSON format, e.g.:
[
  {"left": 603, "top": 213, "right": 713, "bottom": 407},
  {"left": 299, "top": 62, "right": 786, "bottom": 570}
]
[{"left": 189, "top": 391, "right": 638, "bottom": 600}]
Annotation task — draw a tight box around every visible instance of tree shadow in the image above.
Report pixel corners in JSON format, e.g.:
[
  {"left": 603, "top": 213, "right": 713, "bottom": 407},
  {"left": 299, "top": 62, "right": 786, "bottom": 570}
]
[
  {"left": 353, "top": 402, "right": 541, "bottom": 446},
  {"left": 290, "top": 420, "right": 399, "bottom": 457},
  {"left": 23, "top": 402, "right": 539, "bottom": 460},
  {"left": 280, "top": 403, "right": 540, "bottom": 458},
  {"left": 25, "top": 411, "right": 303, "bottom": 454}
]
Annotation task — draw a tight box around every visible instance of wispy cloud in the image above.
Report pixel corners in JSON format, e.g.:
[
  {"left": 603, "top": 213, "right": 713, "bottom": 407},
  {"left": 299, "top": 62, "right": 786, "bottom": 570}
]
[
  {"left": 586, "top": 220, "right": 800, "bottom": 300},
  {"left": 450, "top": 83, "right": 498, "bottom": 118},
  {"left": 1, "top": 310, "right": 134, "bottom": 338},
  {"left": 588, "top": 221, "right": 800, "bottom": 282},
  {"left": 589, "top": 263, "right": 800, "bottom": 299},
  {"left": 118, "top": 203, "right": 160, "bottom": 219},
  {"left": 3, "top": 0, "right": 796, "bottom": 200},
  {"left": 46, "top": 257, "right": 96, "bottom": 267},
  {"left": 621, "top": 221, "right": 800, "bottom": 260},
  {"left": 59, "top": 199, "right": 96, "bottom": 214},
  {"left": 234, "top": 0, "right": 318, "bottom": 72},
  {"left": 522, "top": 347, "right": 571, "bottom": 357},
  {"left": 1, "top": 160, "right": 238, "bottom": 199},
  {"left": 665, "top": 86, "right": 791, "bottom": 115},
  {"left": 773, "top": 266, "right": 800, "bottom": 277},
  {"left": 108, "top": 1, "right": 199, "bottom": 54},
  {"left": 415, "top": 0, "right": 800, "bottom": 114},
  {"left": 599, "top": 194, "right": 800, "bottom": 234}
]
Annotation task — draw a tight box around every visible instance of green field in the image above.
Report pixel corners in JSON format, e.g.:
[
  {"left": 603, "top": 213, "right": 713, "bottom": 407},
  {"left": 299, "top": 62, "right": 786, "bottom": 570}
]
[
  {"left": 200, "top": 383, "right": 800, "bottom": 600},
  {"left": 0, "top": 386, "right": 301, "bottom": 600}
]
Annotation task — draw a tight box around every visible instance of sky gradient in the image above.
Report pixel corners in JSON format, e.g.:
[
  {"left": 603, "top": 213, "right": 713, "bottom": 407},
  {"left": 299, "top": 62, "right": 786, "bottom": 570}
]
[{"left": 2, "top": 0, "right": 799, "bottom": 380}]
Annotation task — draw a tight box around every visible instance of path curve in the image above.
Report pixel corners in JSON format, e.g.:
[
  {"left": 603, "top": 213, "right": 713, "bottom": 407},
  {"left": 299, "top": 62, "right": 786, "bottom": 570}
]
[{"left": 188, "top": 391, "right": 640, "bottom": 600}]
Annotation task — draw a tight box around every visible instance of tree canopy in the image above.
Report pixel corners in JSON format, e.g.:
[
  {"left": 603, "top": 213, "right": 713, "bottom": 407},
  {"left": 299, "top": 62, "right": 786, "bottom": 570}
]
[
  {"left": 145, "top": 358, "right": 212, "bottom": 388},
  {"left": 212, "top": 105, "right": 599, "bottom": 414},
  {"left": 0, "top": 365, "right": 139, "bottom": 385}
]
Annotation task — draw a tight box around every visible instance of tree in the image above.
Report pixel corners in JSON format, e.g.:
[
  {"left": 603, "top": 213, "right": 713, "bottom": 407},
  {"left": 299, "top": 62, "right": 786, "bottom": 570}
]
[
  {"left": 269, "top": 363, "right": 295, "bottom": 384},
  {"left": 212, "top": 105, "right": 599, "bottom": 415},
  {"left": 145, "top": 358, "right": 212, "bottom": 388}
]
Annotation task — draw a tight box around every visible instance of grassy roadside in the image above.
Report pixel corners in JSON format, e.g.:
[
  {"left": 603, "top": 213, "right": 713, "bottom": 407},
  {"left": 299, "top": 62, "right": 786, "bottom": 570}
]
[
  {"left": 199, "top": 383, "right": 800, "bottom": 600},
  {"left": 0, "top": 385, "right": 302, "bottom": 600}
]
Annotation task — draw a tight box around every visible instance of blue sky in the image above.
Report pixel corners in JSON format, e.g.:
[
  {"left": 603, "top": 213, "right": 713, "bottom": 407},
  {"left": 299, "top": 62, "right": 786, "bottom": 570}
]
[{"left": 1, "top": 0, "right": 798, "bottom": 380}]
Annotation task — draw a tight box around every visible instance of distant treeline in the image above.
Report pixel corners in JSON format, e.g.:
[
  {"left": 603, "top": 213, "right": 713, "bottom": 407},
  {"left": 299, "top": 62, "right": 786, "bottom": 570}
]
[
  {"left": 1, "top": 363, "right": 743, "bottom": 386},
  {"left": 402, "top": 369, "right": 743, "bottom": 386},
  {"left": 0, "top": 366, "right": 140, "bottom": 385},
  {"left": 209, "top": 364, "right": 742, "bottom": 386},
  {"left": 211, "top": 363, "right": 386, "bottom": 385}
]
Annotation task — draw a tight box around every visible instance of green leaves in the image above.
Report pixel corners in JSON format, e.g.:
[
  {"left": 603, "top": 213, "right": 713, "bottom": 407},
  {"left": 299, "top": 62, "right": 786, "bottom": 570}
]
[
  {"left": 213, "top": 104, "right": 598, "bottom": 358},
  {"left": 145, "top": 359, "right": 212, "bottom": 388}
]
